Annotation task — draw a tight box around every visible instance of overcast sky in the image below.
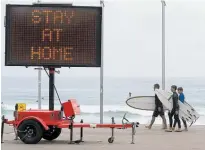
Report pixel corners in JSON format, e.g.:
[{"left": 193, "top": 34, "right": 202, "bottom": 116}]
[{"left": 1, "top": 0, "right": 205, "bottom": 77}]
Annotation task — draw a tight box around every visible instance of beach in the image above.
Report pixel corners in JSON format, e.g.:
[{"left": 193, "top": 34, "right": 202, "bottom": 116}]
[{"left": 1, "top": 124, "right": 205, "bottom": 150}]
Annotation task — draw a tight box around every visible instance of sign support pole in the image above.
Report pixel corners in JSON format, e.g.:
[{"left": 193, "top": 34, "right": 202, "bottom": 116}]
[
  {"left": 49, "top": 68, "right": 55, "bottom": 110},
  {"left": 100, "top": 0, "right": 104, "bottom": 124},
  {"left": 161, "top": 0, "right": 166, "bottom": 90},
  {"left": 34, "top": 68, "right": 42, "bottom": 109}
]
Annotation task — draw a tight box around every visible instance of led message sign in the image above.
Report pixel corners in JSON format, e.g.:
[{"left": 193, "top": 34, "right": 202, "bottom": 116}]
[{"left": 5, "top": 4, "right": 102, "bottom": 67}]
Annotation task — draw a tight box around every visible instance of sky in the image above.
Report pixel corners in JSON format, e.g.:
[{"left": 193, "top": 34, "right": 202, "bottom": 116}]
[{"left": 1, "top": 0, "right": 205, "bottom": 78}]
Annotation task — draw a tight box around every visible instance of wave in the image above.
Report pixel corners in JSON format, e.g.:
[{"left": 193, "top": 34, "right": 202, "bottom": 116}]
[
  {"left": 2, "top": 104, "right": 205, "bottom": 125},
  {"left": 1, "top": 103, "right": 152, "bottom": 116},
  {"left": 2, "top": 103, "right": 205, "bottom": 117}
]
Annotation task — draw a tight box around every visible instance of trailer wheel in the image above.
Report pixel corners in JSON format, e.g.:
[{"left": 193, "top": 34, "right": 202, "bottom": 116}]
[
  {"left": 43, "top": 126, "right": 61, "bottom": 141},
  {"left": 108, "top": 137, "right": 114, "bottom": 143},
  {"left": 18, "top": 119, "right": 43, "bottom": 144}
]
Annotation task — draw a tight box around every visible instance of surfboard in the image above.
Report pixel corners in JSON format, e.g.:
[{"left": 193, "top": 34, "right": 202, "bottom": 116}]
[
  {"left": 183, "top": 101, "right": 200, "bottom": 124},
  {"left": 126, "top": 96, "right": 168, "bottom": 111},
  {"left": 155, "top": 89, "right": 193, "bottom": 124},
  {"left": 156, "top": 89, "right": 200, "bottom": 122},
  {"left": 155, "top": 89, "right": 200, "bottom": 126}
]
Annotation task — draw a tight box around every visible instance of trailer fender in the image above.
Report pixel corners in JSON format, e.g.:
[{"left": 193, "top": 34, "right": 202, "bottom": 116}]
[{"left": 17, "top": 116, "right": 49, "bottom": 130}]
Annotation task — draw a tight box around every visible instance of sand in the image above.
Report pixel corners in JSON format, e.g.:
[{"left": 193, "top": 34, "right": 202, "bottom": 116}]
[{"left": 1, "top": 124, "right": 205, "bottom": 150}]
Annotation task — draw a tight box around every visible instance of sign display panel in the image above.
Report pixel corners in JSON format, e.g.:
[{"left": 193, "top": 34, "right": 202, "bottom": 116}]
[{"left": 5, "top": 4, "right": 102, "bottom": 67}]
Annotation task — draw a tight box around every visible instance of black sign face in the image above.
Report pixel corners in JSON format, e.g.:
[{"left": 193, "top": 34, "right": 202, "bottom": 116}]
[{"left": 5, "top": 4, "right": 102, "bottom": 67}]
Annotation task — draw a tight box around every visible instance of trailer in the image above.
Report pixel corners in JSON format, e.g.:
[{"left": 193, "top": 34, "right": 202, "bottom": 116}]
[{"left": 1, "top": 99, "right": 139, "bottom": 144}]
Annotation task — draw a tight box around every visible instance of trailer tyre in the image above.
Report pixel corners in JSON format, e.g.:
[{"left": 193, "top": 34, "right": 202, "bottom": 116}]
[
  {"left": 43, "top": 126, "right": 61, "bottom": 141},
  {"left": 108, "top": 137, "right": 114, "bottom": 143},
  {"left": 18, "top": 119, "right": 43, "bottom": 144}
]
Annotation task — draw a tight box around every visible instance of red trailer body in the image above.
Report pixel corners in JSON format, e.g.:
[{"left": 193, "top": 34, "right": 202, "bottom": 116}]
[{"left": 2, "top": 100, "right": 139, "bottom": 144}]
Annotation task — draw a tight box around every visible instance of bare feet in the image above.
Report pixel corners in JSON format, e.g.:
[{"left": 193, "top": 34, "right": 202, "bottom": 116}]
[
  {"left": 165, "top": 127, "right": 172, "bottom": 132},
  {"left": 183, "top": 128, "right": 188, "bottom": 131},
  {"left": 145, "top": 125, "right": 151, "bottom": 129},
  {"left": 175, "top": 128, "right": 182, "bottom": 132}
]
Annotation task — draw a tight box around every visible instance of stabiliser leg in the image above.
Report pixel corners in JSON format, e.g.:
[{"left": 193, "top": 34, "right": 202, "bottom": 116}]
[
  {"left": 131, "top": 122, "right": 136, "bottom": 144},
  {"left": 79, "top": 119, "right": 84, "bottom": 142},
  {"left": 72, "top": 119, "right": 84, "bottom": 144},
  {"left": 69, "top": 117, "right": 84, "bottom": 144},
  {"left": 69, "top": 118, "right": 74, "bottom": 144},
  {"left": 111, "top": 117, "right": 115, "bottom": 139},
  {"left": 13, "top": 125, "right": 18, "bottom": 140},
  {"left": 122, "top": 113, "right": 139, "bottom": 144},
  {"left": 108, "top": 117, "right": 115, "bottom": 143},
  {"left": 1, "top": 115, "right": 5, "bottom": 143},
  {"left": 13, "top": 109, "right": 18, "bottom": 140}
]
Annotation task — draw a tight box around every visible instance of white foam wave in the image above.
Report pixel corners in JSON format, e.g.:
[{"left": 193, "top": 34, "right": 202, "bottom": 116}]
[
  {"left": 2, "top": 104, "right": 154, "bottom": 116},
  {"left": 2, "top": 102, "right": 205, "bottom": 118}
]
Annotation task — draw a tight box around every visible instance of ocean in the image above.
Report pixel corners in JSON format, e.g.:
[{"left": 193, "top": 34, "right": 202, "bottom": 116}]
[{"left": 1, "top": 76, "right": 205, "bottom": 125}]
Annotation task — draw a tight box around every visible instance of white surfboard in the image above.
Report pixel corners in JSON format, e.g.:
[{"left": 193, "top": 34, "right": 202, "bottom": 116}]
[
  {"left": 155, "top": 89, "right": 200, "bottom": 126},
  {"left": 183, "top": 101, "right": 200, "bottom": 123},
  {"left": 155, "top": 89, "right": 193, "bottom": 124},
  {"left": 126, "top": 96, "right": 168, "bottom": 111},
  {"left": 156, "top": 89, "right": 200, "bottom": 122}
]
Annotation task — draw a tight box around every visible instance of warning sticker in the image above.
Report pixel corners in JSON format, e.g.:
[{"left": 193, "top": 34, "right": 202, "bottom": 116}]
[{"left": 17, "top": 103, "right": 26, "bottom": 111}]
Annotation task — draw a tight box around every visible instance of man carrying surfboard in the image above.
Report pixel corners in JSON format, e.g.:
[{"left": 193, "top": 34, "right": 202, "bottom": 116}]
[
  {"left": 145, "top": 84, "right": 167, "bottom": 129},
  {"left": 177, "top": 87, "right": 188, "bottom": 131},
  {"left": 166, "top": 85, "right": 182, "bottom": 132}
]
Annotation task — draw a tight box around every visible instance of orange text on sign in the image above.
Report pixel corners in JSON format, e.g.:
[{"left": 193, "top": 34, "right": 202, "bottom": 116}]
[
  {"left": 31, "top": 46, "right": 73, "bottom": 61},
  {"left": 42, "top": 28, "right": 62, "bottom": 42},
  {"left": 32, "top": 9, "right": 75, "bottom": 24}
]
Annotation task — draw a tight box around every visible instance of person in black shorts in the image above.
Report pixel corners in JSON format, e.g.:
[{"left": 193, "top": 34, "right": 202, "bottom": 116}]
[{"left": 145, "top": 84, "right": 167, "bottom": 129}]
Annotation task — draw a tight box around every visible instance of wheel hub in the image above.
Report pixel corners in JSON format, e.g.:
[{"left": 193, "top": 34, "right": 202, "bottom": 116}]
[
  {"left": 28, "top": 129, "right": 34, "bottom": 135},
  {"left": 25, "top": 126, "right": 35, "bottom": 137}
]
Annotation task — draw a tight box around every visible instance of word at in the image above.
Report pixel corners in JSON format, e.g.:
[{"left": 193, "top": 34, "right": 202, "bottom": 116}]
[{"left": 42, "top": 28, "right": 62, "bottom": 42}]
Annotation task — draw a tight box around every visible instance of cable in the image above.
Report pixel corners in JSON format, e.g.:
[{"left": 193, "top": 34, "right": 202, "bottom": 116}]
[{"left": 43, "top": 67, "right": 62, "bottom": 105}]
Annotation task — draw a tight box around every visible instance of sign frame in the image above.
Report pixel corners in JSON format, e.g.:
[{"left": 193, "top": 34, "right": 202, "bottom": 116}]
[{"left": 5, "top": 4, "right": 102, "bottom": 67}]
